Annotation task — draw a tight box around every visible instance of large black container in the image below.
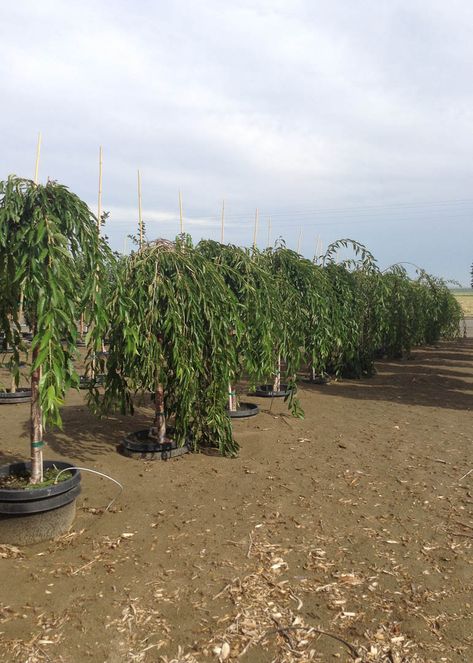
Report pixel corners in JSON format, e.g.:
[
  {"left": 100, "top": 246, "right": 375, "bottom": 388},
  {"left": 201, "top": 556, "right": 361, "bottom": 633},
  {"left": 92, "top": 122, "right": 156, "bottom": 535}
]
[{"left": 0, "top": 461, "right": 81, "bottom": 545}]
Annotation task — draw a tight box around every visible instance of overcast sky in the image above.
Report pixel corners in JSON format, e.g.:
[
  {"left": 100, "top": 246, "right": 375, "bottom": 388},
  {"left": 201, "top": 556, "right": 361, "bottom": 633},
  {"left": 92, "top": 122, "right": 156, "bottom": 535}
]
[{"left": 1, "top": 0, "right": 472, "bottom": 283}]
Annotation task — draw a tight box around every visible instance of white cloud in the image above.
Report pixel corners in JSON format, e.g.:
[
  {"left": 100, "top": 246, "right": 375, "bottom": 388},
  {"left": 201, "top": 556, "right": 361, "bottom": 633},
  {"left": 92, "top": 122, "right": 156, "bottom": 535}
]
[{"left": 1, "top": 0, "right": 473, "bottom": 281}]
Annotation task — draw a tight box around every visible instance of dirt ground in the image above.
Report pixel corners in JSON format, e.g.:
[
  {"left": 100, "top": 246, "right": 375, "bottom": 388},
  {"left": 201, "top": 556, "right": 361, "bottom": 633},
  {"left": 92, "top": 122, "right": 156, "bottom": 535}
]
[{"left": 1, "top": 339, "right": 472, "bottom": 662}]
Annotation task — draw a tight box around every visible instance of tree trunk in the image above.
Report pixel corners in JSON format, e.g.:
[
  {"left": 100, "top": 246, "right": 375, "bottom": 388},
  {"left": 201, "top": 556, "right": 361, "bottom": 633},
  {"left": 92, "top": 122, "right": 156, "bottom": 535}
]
[
  {"left": 273, "top": 354, "right": 281, "bottom": 393},
  {"left": 150, "top": 381, "right": 166, "bottom": 445},
  {"left": 18, "top": 289, "right": 24, "bottom": 330},
  {"left": 311, "top": 366, "right": 316, "bottom": 381},
  {"left": 8, "top": 313, "right": 16, "bottom": 393},
  {"left": 30, "top": 345, "right": 43, "bottom": 484},
  {"left": 228, "top": 382, "right": 237, "bottom": 411},
  {"left": 79, "top": 313, "right": 84, "bottom": 339}
]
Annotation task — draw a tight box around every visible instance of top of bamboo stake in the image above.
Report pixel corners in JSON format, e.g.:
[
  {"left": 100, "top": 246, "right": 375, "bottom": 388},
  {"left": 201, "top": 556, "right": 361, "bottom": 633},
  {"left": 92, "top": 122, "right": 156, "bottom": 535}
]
[
  {"left": 253, "top": 208, "right": 259, "bottom": 249},
  {"left": 179, "top": 190, "right": 183, "bottom": 234},
  {"left": 34, "top": 132, "right": 42, "bottom": 184},
  {"left": 97, "top": 146, "right": 103, "bottom": 233},
  {"left": 138, "top": 169, "right": 143, "bottom": 249},
  {"left": 220, "top": 199, "right": 225, "bottom": 244}
]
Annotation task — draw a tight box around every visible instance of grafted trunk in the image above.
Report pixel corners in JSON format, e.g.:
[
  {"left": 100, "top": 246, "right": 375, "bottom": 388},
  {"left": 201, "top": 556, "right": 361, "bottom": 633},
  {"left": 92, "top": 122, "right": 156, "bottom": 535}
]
[
  {"left": 30, "top": 345, "right": 43, "bottom": 484},
  {"left": 228, "top": 382, "right": 237, "bottom": 411},
  {"left": 273, "top": 354, "right": 281, "bottom": 392},
  {"left": 150, "top": 381, "right": 166, "bottom": 444},
  {"left": 18, "top": 289, "right": 24, "bottom": 329},
  {"left": 8, "top": 314, "right": 16, "bottom": 393}
]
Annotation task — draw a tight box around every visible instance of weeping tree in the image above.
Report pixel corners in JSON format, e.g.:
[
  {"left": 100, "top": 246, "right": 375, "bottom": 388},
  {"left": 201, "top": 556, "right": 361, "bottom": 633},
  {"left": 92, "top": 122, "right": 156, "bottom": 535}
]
[
  {"left": 75, "top": 216, "right": 117, "bottom": 346},
  {"left": 252, "top": 244, "right": 310, "bottom": 414},
  {"left": 266, "top": 248, "right": 336, "bottom": 381},
  {"left": 0, "top": 176, "right": 108, "bottom": 483},
  {"left": 414, "top": 272, "right": 462, "bottom": 344},
  {"left": 90, "top": 235, "right": 242, "bottom": 455},
  {"left": 380, "top": 264, "right": 462, "bottom": 356},
  {"left": 323, "top": 239, "right": 384, "bottom": 378},
  {"left": 196, "top": 240, "right": 275, "bottom": 411},
  {"left": 379, "top": 265, "right": 417, "bottom": 358}
]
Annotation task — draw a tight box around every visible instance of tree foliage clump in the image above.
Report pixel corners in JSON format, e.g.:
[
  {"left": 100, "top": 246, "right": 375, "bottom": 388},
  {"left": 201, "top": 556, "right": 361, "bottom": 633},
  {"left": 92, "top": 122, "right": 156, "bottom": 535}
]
[
  {"left": 322, "top": 240, "right": 384, "bottom": 378},
  {"left": 0, "top": 177, "right": 108, "bottom": 417},
  {"left": 1, "top": 168, "right": 462, "bottom": 468},
  {"left": 90, "top": 236, "right": 241, "bottom": 456},
  {"left": 91, "top": 235, "right": 461, "bottom": 455},
  {"left": 196, "top": 240, "right": 275, "bottom": 388},
  {"left": 0, "top": 175, "right": 109, "bottom": 481}
]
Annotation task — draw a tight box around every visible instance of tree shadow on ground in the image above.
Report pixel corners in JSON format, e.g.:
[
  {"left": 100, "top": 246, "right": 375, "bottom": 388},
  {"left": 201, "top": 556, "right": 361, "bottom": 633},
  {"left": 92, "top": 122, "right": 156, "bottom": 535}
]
[
  {"left": 20, "top": 402, "right": 156, "bottom": 463},
  {"left": 300, "top": 339, "right": 473, "bottom": 412}
]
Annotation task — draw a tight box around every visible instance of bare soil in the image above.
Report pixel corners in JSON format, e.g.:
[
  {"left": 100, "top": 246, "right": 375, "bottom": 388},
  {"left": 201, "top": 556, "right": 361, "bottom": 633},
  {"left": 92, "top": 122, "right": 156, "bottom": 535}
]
[{"left": 0, "top": 340, "right": 472, "bottom": 662}]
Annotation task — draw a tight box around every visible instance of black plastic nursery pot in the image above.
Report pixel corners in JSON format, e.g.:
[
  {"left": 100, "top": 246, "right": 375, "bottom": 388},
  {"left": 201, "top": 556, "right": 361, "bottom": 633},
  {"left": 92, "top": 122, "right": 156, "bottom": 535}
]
[
  {"left": 0, "top": 461, "right": 81, "bottom": 545},
  {"left": 79, "top": 374, "right": 105, "bottom": 389},
  {"left": 302, "top": 375, "right": 330, "bottom": 385},
  {"left": 0, "top": 388, "right": 32, "bottom": 404},
  {"left": 120, "top": 429, "right": 191, "bottom": 461},
  {"left": 253, "top": 384, "right": 291, "bottom": 398},
  {"left": 227, "top": 402, "right": 260, "bottom": 418}
]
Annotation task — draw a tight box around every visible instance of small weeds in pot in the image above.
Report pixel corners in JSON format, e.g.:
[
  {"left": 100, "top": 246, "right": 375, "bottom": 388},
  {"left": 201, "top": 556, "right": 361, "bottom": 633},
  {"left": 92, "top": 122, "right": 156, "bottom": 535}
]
[{"left": 0, "top": 467, "right": 72, "bottom": 490}]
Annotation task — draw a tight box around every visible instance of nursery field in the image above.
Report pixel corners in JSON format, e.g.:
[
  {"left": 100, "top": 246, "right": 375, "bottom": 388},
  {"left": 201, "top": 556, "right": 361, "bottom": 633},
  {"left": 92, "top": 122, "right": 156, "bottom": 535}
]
[
  {"left": 1, "top": 339, "right": 472, "bottom": 663},
  {"left": 451, "top": 289, "right": 473, "bottom": 316}
]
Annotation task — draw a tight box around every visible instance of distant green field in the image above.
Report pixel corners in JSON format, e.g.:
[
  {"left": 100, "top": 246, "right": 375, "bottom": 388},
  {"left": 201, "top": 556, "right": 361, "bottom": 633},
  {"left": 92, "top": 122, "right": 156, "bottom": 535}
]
[{"left": 452, "top": 289, "right": 473, "bottom": 316}]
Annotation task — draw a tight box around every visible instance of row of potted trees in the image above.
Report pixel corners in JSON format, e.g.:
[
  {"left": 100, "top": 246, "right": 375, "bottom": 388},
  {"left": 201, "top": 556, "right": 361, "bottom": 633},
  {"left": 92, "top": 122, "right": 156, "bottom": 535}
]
[{"left": 0, "top": 176, "right": 463, "bottom": 544}]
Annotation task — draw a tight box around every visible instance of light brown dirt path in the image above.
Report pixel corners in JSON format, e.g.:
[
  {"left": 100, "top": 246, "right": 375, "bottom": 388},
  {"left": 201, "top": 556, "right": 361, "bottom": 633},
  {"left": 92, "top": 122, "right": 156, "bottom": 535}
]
[{"left": 1, "top": 340, "right": 472, "bottom": 662}]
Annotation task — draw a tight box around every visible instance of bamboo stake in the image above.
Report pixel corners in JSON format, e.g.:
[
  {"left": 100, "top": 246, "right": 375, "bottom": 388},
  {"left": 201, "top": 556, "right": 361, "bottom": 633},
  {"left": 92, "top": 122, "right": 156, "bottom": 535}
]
[
  {"left": 220, "top": 199, "right": 225, "bottom": 243},
  {"left": 19, "top": 131, "right": 40, "bottom": 338},
  {"left": 179, "top": 190, "right": 183, "bottom": 234},
  {"left": 34, "top": 132, "right": 41, "bottom": 184},
  {"left": 297, "top": 228, "right": 302, "bottom": 254},
  {"left": 314, "top": 236, "right": 323, "bottom": 263},
  {"left": 97, "top": 146, "right": 103, "bottom": 232},
  {"left": 253, "top": 208, "right": 259, "bottom": 249},
  {"left": 138, "top": 170, "right": 143, "bottom": 249},
  {"left": 30, "top": 133, "right": 43, "bottom": 478},
  {"left": 267, "top": 216, "right": 271, "bottom": 248}
]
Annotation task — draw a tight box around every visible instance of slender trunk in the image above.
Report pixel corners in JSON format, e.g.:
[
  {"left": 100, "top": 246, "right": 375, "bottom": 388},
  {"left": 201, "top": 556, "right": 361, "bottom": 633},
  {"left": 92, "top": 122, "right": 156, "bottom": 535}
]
[
  {"left": 151, "top": 381, "right": 166, "bottom": 444},
  {"left": 311, "top": 366, "right": 316, "bottom": 381},
  {"left": 30, "top": 345, "right": 43, "bottom": 484},
  {"left": 8, "top": 313, "right": 16, "bottom": 393},
  {"left": 273, "top": 354, "right": 281, "bottom": 393},
  {"left": 150, "top": 336, "right": 166, "bottom": 444},
  {"left": 18, "top": 289, "right": 24, "bottom": 330},
  {"left": 79, "top": 313, "right": 84, "bottom": 339},
  {"left": 228, "top": 382, "right": 237, "bottom": 412}
]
